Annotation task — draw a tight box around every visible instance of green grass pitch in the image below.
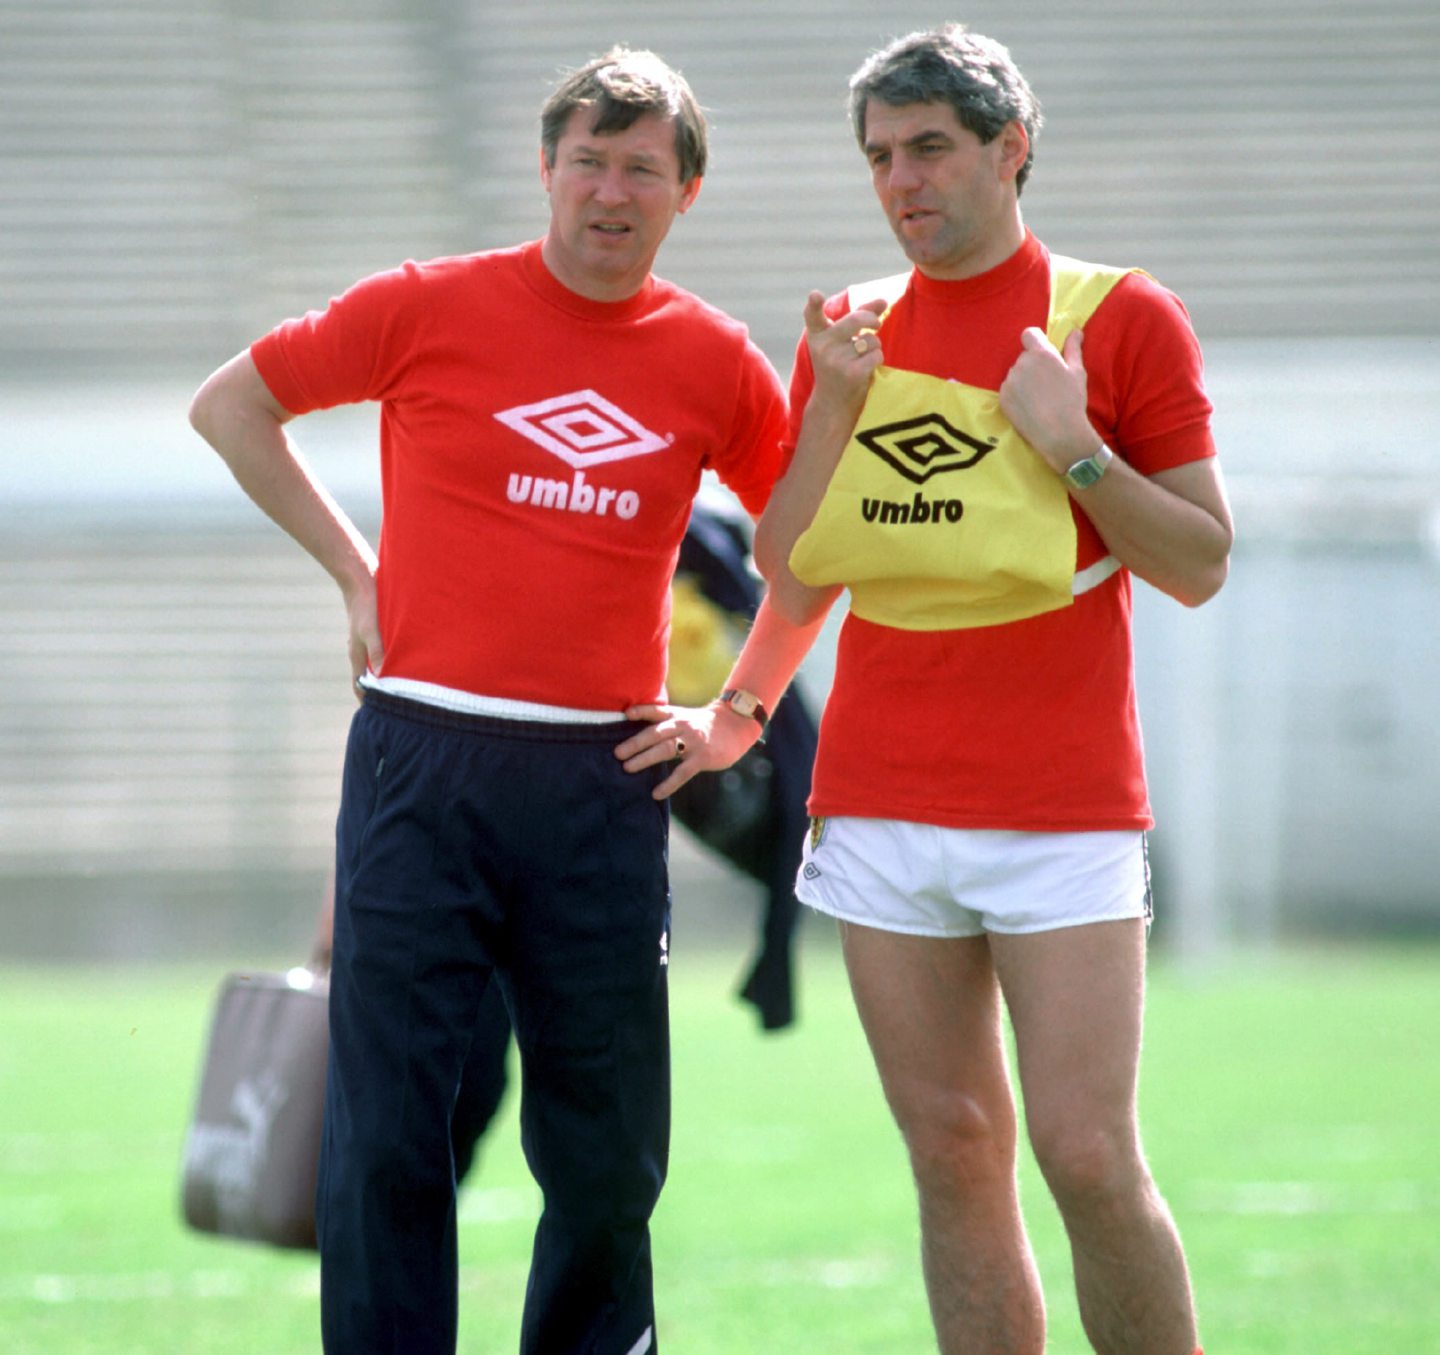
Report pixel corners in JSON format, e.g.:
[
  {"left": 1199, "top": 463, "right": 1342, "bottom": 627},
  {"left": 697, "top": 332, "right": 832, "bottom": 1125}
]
[{"left": 1, "top": 936, "right": 1437, "bottom": 1352}]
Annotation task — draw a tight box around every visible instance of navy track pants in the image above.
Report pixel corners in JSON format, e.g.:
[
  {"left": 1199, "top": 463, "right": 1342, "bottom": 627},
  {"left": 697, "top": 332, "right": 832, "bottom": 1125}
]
[{"left": 319, "top": 692, "right": 671, "bottom": 1355}]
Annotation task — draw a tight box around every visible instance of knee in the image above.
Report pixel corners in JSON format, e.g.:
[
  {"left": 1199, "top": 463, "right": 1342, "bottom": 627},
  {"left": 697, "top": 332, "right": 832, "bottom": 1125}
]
[
  {"left": 341, "top": 1120, "right": 450, "bottom": 1196},
  {"left": 1028, "top": 1116, "right": 1146, "bottom": 1209},
  {"left": 894, "top": 1087, "right": 1017, "bottom": 1197},
  {"left": 326, "top": 1079, "right": 453, "bottom": 1192}
]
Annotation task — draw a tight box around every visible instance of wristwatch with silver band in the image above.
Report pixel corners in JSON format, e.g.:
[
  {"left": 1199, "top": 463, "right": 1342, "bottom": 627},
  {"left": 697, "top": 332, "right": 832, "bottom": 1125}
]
[{"left": 1063, "top": 443, "right": 1114, "bottom": 491}]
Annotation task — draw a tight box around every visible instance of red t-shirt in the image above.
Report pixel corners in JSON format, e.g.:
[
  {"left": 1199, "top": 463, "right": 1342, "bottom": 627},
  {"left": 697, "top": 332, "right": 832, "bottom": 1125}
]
[
  {"left": 252, "top": 241, "right": 788, "bottom": 711},
  {"left": 790, "top": 232, "right": 1214, "bottom": 830}
]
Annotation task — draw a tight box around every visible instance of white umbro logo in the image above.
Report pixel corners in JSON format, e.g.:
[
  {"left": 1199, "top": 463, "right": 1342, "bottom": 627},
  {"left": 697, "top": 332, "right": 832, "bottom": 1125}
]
[{"left": 494, "top": 389, "right": 669, "bottom": 469}]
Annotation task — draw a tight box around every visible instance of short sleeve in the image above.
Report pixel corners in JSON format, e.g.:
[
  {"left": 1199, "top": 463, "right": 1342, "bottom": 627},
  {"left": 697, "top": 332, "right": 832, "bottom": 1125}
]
[
  {"left": 1084, "top": 272, "right": 1215, "bottom": 475},
  {"left": 710, "top": 337, "right": 790, "bottom": 517},
  {"left": 249, "top": 262, "right": 424, "bottom": 415}
]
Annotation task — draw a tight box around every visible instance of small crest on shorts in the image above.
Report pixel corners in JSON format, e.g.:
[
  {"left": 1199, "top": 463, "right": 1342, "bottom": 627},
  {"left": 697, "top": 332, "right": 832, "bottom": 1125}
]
[{"left": 808, "top": 816, "right": 827, "bottom": 851}]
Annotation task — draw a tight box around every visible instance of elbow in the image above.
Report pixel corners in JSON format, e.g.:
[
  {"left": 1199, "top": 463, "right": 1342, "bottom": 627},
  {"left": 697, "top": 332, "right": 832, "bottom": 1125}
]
[
  {"left": 189, "top": 352, "right": 285, "bottom": 448},
  {"left": 752, "top": 513, "right": 840, "bottom": 625},
  {"left": 1172, "top": 510, "right": 1235, "bottom": 608},
  {"left": 751, "top": 517, "right": 785, "bottom": 586},
  {"left": 1178, "top": 565, "right": 1227, "bottom": 608},
  {"left": 187, "top": 384, "right": 214, "bottom": 441},
  {"left": 189, "top": 370, "right": 235, "bottom": 448},
  {"left": 763, "top": 573, "right": 839, "bottom": 628},
  {"left": 1176, "top": 540, "right": 1232, "bottom": 608}
]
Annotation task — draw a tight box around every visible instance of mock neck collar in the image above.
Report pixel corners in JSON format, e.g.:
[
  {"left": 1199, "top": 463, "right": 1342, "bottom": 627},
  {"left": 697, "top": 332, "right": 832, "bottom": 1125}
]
[
  {"left": 906, "top": 229, "right": 1047, "bottom": 304},
  {"left": 520, "top": 239, "right": 659, "bottom": 322}
]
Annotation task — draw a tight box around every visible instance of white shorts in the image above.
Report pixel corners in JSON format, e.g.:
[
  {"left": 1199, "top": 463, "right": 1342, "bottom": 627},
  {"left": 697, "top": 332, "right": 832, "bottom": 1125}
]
[{"left": 796, "top": 816, "right": 1153, "bottom": 938}]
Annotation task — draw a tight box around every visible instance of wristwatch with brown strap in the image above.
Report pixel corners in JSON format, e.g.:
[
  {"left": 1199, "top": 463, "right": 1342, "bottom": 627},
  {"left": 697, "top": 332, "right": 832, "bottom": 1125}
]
[{"left": 716, "top": 687, "right": 769, "bottom": 742}]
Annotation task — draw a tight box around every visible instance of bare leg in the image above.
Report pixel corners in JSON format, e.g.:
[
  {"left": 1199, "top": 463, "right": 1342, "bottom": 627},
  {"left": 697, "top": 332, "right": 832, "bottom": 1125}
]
[
  {"left": 840, "top": 921, "right": 1046, "bottom": 1355},
  {"left": 992, "top": 920, "right": 1198, "bottom": 1355}
]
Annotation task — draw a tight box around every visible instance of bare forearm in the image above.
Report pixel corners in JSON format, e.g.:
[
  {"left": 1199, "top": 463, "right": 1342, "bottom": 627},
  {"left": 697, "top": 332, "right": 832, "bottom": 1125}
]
[
  {"left": 614, "top": 590, "right": 833, "bottom": 798},
  {"left": 1072, "top": 458, "right": 1232, "bottom": 607},
  {"left": 998, "top": 328, "right": 1232, "bottom": 608},
  {"left": 189, "top": 354, "right": 375, "bottom": 600},
  {"left": 191, "top": 352, "right": 385, "bottom": 683},
  {"left": 753, "top": 399, "right": 856, "bottom": 624},
  {"left": 235, "top": 434, "right": 376, "bottom": 604},
  {"left": 752, "top": 410, "right": 845, "bottom": 576},
  {"left": 723, "top": 592, "right": 833, "bottom": 713}
]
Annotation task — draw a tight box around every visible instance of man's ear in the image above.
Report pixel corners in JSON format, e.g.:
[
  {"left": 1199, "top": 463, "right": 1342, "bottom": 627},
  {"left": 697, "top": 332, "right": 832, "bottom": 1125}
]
[
  {"left": 996, "top": 122, "right": 1028, "bottom": 185},
  {"left": 677, "top": 176, "right": 703, "bottom": 215},
  {"left": 539, "top": 146, "right": 552, "bottom": 192}
]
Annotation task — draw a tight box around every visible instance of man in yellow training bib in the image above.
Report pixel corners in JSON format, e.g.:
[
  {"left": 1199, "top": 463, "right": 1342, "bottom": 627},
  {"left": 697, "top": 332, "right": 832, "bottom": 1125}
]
[{"left": 617, "top": 22, "right": 1230, "bottom": 1355}]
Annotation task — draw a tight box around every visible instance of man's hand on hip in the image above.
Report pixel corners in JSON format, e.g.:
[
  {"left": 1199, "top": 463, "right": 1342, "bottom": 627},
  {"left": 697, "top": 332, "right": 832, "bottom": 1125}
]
[{"left": 614, "top": 701, "right": 761, "bottom": 801}]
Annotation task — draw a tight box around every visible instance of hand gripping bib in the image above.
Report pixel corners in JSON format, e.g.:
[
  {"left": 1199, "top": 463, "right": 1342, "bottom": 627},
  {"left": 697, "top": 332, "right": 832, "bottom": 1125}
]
[{"left": 790, "top": 258, "right": 1136, "bottom": 631}]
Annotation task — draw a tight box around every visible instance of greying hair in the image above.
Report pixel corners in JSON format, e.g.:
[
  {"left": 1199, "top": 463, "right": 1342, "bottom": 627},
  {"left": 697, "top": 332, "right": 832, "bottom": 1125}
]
[
  {"left": 849, "top": 24, "right": 1042, "bottom": 194},
  {"left": 541, "top": 46, "right": 707, "bottom": 184}
]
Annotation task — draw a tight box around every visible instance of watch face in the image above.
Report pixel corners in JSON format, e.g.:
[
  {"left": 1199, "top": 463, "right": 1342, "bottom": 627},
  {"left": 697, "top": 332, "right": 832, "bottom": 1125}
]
[
  {"left": 1065, "top": 445, "right": 1112, "bottom": 490},
  {"left": 729, "top": 691, "right": 758, "bottom": 718}
]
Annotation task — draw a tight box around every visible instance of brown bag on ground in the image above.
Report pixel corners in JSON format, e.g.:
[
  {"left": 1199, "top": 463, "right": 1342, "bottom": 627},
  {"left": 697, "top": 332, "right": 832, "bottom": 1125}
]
[{"left": 180, "top": 967, "right": 328, "bottom": 1250}]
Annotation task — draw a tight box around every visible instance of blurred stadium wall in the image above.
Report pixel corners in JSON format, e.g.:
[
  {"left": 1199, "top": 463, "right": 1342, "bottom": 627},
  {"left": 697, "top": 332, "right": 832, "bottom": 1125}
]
[{"left": 2, "top": 0, "right": 1438, "bottom": 959}]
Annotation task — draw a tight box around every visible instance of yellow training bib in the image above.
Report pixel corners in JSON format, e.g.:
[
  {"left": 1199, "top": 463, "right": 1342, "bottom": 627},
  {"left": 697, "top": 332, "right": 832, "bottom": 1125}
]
[{"left": 790, "top": 258, "right": 1136, "bottom": 631}]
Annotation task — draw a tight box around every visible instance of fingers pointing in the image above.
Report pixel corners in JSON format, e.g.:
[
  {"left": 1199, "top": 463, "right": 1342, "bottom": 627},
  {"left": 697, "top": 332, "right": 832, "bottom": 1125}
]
[{"left": 802, "top": 290, "right": 830, "bottom": 335}]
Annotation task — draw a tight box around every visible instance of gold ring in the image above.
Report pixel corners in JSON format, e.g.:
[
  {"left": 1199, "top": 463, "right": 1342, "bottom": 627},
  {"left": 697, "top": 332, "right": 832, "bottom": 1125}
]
[
  {"left": 674, "top": 738, "right": 687, "bottom": 759},
  {"left": 852, "top": 335, "right": 869, "bottom": 356}
]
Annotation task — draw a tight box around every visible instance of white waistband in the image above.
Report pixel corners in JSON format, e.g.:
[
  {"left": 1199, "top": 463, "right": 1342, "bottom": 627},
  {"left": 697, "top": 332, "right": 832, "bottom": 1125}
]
[
  {"left": 358, "top": 674, "right": 628, "bottom": 724},
  {"left": 1072, "top": 554, "right": 1122, "bottom": 596}
]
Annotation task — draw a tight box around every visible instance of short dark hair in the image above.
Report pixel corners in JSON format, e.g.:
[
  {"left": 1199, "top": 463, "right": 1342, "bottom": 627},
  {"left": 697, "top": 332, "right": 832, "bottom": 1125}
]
[
  {"left": 849, "top": 24, "right": 1042, "bottom": 194},
  {"left": 541, "top": 47, "right": 707, "bottom": 185}
]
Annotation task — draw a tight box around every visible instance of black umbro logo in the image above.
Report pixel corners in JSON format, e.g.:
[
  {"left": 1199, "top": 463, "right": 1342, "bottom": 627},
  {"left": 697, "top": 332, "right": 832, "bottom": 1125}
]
[{"left": 856, "top": 414, "right": 997, "bottom": 485}]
